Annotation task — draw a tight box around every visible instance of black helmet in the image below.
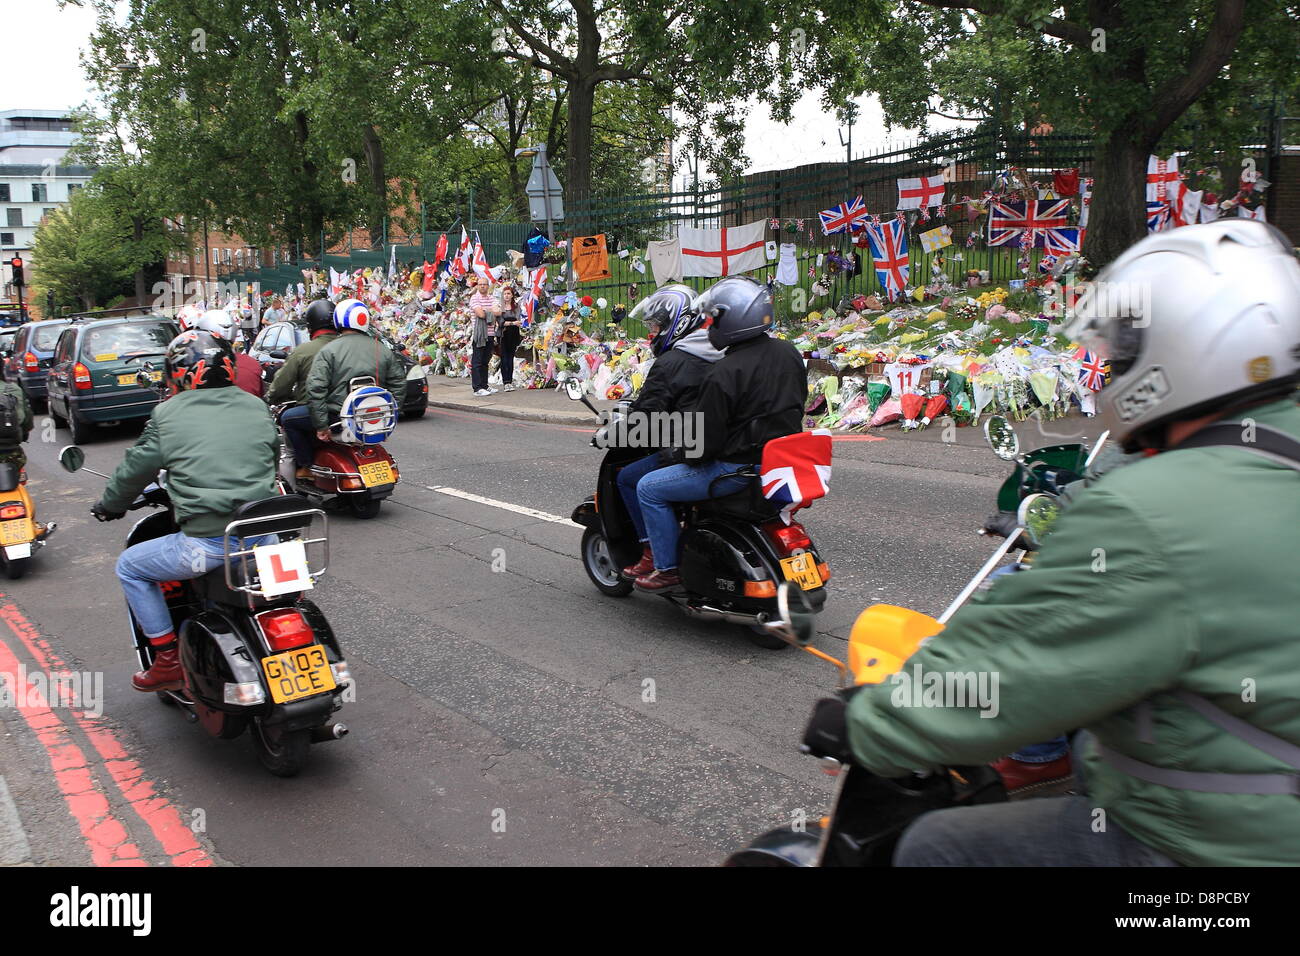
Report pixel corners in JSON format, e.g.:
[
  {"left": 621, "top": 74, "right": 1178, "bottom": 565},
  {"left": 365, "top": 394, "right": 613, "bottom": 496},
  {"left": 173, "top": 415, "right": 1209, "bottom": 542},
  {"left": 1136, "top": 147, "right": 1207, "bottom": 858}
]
[
  {"left": 165, "top": 330, "right": 237, "bottom": 392},
  {"left": 304, "top": 297, "right": 334, "bottom": 334},
  {"left": 696, "top": 277, "right": 773, "bottom": 350},
  {"left": 628, "top": 284, "right": 699, "bottom": 356}
]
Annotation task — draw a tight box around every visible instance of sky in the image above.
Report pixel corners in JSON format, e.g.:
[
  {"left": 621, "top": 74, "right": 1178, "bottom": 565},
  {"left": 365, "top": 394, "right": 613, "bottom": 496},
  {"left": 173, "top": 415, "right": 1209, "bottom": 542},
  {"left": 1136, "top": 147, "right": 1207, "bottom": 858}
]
[{"left": 5, "top": 0, "right": 961, "bottom": 179}]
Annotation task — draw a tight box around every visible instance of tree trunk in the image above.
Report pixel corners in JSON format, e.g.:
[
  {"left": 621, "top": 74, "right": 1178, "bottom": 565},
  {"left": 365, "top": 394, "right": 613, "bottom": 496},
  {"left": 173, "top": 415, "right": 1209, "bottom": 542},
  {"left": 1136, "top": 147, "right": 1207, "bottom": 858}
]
[
  {"left": 133, "top": 215, "right": 147, "bottom": 305},
  {"left": 293, "top": 110, "right": 324, "bottom": 256},
  {"left": 566, "top": 76, "right": 596, "bottom": 212},
  {"left": 362, "top": 123, "right": 387, "bottom": 247},
  {"left": 1082, "top": 128, "right": 1149, "bottom": 269}
]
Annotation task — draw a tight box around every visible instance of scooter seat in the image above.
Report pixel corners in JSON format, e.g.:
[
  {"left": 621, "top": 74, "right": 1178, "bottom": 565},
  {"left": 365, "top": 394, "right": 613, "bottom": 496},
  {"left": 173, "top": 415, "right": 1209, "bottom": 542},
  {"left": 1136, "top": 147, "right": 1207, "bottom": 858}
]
[
  {"left": 693, "top": 483, "right": 780, "bottom": 522},
  {"left": 229, "top": 494, "right": 316, "bottom": 538},
  {"left": 191, "top": 566, "right": 259, "bottom": 607},
  {"left": 0, "top": 463, "right": 19, "bottom": 493}
]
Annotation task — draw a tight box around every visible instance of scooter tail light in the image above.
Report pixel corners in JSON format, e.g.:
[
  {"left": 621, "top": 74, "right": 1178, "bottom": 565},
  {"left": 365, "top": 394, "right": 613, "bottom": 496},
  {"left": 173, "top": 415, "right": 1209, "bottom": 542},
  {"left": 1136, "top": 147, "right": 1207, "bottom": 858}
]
[
  {"left": 743, "top": 580, "right": 777, "bottom": 598},
  {"left": 340, "top": 477, "right": 364, "bottom": 490},
  {"left": 256, "top": 608, "right": 315, "bottom": 652},
  {"left": 817, "top": 562, "right": 831, "bottom": 583},
  {"left": 73, "top": 362, "right": 93, "bottom": 389},
  {"left": 224, "top": 681, "right": 266, "bottom": 706},
  {"left": 23, "top": 352, "right": 38, "bottom": 372},
  {"left": 0, "top": 502, "right": 27, "bottom": 519},
  {"left": 764, "top": 520, "right": 812, "bottom": 556}
]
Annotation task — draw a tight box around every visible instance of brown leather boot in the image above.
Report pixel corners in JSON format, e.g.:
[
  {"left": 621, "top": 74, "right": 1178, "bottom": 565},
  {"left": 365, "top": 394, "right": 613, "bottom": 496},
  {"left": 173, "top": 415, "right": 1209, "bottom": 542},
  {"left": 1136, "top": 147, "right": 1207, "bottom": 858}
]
[
  {"left": 621, "top": 544, "right": 655, "bottom": 579},
  {"left": 634, "top": 568, "right": 683, "bottom": 592},
  {"left": 132, "top": 642, "right": 184, "bottom": 693}
]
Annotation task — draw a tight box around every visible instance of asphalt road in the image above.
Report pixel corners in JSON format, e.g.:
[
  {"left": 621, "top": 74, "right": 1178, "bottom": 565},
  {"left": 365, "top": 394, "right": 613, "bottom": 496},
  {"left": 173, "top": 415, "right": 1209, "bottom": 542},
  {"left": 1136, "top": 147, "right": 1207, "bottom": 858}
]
[{"left": 0, "top": 395, "right": 1096, "bottom": 866}]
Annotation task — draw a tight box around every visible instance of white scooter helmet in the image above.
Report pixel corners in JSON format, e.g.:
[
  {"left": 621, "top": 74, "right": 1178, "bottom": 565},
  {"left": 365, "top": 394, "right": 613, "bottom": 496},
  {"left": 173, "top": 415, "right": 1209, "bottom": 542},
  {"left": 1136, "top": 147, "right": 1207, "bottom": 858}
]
[
  {"left": 193, "top": 309, "right": 242, "bottom": 348},
  {"left": 1065, "top": 220, "right": 1300, "bottom": 450}
]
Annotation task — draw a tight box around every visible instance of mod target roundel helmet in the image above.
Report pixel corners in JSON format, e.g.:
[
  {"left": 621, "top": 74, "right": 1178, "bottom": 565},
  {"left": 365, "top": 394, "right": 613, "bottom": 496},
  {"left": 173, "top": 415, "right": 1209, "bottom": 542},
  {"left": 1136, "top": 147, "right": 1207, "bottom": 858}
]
[
  {"left": 164, "top": 330, "right": 237, "bottom": 392},
  {"left": 333, "top": 298, "right": 371, "bottom": 332}
]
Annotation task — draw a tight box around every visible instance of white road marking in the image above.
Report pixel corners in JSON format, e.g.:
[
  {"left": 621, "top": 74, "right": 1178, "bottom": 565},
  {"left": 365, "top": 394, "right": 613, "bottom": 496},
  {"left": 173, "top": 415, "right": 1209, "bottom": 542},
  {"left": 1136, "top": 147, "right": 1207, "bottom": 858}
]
[{"left": 426, "top": 486, "right": 583, "bottom": 529}]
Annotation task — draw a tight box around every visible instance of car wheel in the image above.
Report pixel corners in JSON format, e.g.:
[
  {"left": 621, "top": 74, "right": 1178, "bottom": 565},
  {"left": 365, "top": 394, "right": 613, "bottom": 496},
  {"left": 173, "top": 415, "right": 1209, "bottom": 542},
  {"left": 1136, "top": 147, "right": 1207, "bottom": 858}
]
[
  {"left": 68, "top": 413, "right": 93, "bottom": 444},
  {"left": 403, "top": 406, "right": 427, "bottom": 420},
  {"left": 49, "top": 402, "right": 67, "bottom": 429}
]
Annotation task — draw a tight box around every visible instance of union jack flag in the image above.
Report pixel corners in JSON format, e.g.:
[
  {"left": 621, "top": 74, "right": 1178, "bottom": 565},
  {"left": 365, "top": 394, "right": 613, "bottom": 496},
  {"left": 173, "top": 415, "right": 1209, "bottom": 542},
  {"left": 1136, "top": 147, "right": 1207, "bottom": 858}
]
[
  {"left": 1077, "top": 348, "right": 1108, "bottom": 391},
  {"left": 864, "top": 218, "right": 910, "bottom": 301},
  {"left": 1042, "top": 226, "right": 1083, "bottom": 255},
  {"left": 1146, "top": 201, "right": 1173, "bottom": 233},
  {"left": 760, "top": 430, "right": 833, "bottom": 519},
  {"left": 819, "top": 196, "right": 869, "bottom": 235},
  {"left": 988, "top": 200, "right": 1071, "bottom": 247},
  {"left": 523, "top": 266, "right": 547, "bottom": 326}
]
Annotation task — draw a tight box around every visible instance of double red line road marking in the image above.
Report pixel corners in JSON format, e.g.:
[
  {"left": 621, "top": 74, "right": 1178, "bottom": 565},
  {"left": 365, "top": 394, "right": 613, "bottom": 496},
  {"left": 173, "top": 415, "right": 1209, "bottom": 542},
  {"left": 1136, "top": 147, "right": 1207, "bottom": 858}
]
[{"left": 0, "top": 596, "right": 211, "bottom": 867}]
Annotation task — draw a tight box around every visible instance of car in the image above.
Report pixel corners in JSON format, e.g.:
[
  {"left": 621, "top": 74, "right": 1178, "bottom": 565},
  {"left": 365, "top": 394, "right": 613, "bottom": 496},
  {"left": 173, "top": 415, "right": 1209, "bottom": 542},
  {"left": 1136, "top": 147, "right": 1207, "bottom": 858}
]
[
  {"left": 3, "top": 319, "right": 73, "bottom": 409},
  {"left": 0, "top": 327, "right": 18, "bottom": 362},
  {"left": 254, "top": 321, "right": 428, "bottom": 420},
  {"left": 45, "top": 317, "right": 178, "bottom": 443},
  {"left": 249, "top": 320, "right": 310, "bottom": 387}
]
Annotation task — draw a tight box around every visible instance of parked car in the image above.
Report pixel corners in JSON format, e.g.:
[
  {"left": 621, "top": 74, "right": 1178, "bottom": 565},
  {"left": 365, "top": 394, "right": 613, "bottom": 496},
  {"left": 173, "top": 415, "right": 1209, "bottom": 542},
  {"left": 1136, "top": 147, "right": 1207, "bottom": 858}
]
[
  {"left": 0, "top": 327, "right": 18, "bottom": 360},
  {"left": 3, "top": 319, "right": 72, "bottom": 409},
  {"left": 46, "top": 317, "right": 178, "bottom": 443},
  {"left": 254, "top": 321, "right": 428, "bottom": 420},
  {"left": 249, "top": 320, "right": 310, "bottom": 387}
]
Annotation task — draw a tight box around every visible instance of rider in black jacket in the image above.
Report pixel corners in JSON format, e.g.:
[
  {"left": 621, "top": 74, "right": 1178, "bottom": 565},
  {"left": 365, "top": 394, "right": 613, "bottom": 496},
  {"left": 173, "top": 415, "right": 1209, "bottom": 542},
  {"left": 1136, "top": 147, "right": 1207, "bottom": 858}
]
[
  {"left": 618, "top": 286, "right": 724, "bottom": 579},
  {"left": 633, "top": 277, "right": 807, "bottom": 592}
]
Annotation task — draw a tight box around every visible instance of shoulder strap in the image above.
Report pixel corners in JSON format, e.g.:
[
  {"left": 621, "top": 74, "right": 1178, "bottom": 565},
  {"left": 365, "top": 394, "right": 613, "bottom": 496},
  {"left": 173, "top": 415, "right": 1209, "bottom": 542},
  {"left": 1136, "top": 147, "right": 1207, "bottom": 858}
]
[{"left": 1175, "top": 421, "right": 1300, "bottom": 472}]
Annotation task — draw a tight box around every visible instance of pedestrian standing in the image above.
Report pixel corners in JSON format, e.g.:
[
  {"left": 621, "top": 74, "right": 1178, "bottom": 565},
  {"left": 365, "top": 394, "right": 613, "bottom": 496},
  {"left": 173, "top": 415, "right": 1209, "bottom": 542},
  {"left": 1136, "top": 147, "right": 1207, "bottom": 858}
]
[
  {"left": 498, "top": 285, "right": 522, "bottom": 391},
  {"left": 468, "top": 277, "right": 500, "bottom": 396}
]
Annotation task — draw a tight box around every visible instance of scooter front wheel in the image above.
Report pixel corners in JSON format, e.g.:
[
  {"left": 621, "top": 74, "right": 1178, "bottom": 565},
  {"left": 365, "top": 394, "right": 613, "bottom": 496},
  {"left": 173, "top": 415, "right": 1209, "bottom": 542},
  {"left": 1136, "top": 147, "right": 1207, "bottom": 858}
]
[
  {"left": 252, "top": 721, "right": 311, "bottom": 777},
  {"left": 581, "top": 528, "right": 633, "bottom": 597}
]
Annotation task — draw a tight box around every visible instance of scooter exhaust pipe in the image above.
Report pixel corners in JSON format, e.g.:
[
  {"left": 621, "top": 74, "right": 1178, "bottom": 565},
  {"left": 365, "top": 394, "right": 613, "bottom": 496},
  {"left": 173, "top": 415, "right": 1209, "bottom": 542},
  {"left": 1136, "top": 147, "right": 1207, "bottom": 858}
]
[
  {"left": 310, "top": 722, "right": 348, "bottom": 743},
  {"left": 681, "top": 603, "right": 768, "bottom": 627}
]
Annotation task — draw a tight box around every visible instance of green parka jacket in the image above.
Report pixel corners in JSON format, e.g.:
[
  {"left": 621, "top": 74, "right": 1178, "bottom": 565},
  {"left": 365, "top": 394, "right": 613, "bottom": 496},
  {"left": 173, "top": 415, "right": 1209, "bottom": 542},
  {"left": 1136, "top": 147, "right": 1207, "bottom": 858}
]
[
  {"left": 266, "top": 330, "right": 338, "bottom": 405},
  {"left": 101, "top": 387, "right": 280, "bottom": 538},
  {"left": 304, "top": 331, "right": 406, "bottom": 431},
  {"left": 846, "top": 396, "right": 1300, "bottom": 866}
]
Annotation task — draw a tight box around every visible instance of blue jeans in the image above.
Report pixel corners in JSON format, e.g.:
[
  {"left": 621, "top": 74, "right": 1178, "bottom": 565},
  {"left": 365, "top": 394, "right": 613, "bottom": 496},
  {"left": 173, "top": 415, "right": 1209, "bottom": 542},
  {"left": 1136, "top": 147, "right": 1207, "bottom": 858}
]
[
  {"left": 893, "top": 795, "right": 1178, "bottom": 866},
  {"left": 616, "top": 453, "right": 667, "bottom": 542},
  {"left": 280, "top": 405, "right": 315, "bottom": 466},
  {"left": 117, "top": 532, "right": 273, "bottom": 641},
  {"left": 636, "top": 460, "right": 751, "bottom": 571}
]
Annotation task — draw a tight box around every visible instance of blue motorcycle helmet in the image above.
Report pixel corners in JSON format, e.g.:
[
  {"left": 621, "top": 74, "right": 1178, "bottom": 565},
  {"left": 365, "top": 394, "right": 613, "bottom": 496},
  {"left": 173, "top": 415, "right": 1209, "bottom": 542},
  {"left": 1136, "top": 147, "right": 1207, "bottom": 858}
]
[{"left": 629, "top": 284, "right": 700, "bottom": 355}]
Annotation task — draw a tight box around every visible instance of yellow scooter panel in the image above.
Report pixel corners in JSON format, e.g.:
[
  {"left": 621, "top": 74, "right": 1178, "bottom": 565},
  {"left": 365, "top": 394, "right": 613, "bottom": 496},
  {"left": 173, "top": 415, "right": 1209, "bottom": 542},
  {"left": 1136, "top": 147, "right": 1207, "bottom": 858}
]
[{"left": 848, "top": 605, "right": 944, "bottom": 686}]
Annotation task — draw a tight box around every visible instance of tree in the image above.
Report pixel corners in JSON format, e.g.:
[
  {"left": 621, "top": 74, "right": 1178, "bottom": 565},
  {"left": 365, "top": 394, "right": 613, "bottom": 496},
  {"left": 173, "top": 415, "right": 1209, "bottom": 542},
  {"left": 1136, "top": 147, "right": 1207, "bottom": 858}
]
[
  {"left": 30, "top": 188, "right": 149, "bottom": 311},
  {"left": 818, "top": 0, "right": 1297, "bottom": 266}
]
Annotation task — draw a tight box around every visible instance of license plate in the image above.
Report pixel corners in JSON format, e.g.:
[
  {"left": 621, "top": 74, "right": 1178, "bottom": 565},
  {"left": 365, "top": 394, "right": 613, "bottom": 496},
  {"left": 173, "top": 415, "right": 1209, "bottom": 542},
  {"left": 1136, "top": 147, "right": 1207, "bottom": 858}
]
[
  {"left": 4, "top": 542, "right": 31, "bottom": 559},
  {"left": 0, "top": 520, "right": 29, "bottom": 546},
  {"left": 261, "top": 644, "right": 336, "bottom": 704},
  {"left": 117, "top": 371, "right": 161, "bottom": 385},
  {"left": 358, "top": 461, "right": 394, "bottom": 487},
  {"left": 779, "top": 553, "right": 821, "bottom": 591}
]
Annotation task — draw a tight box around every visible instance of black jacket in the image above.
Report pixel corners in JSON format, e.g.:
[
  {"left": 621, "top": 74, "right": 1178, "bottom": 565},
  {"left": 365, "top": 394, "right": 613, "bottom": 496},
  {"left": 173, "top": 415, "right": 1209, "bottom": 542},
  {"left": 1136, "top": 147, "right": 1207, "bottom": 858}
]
[
  {"left": 632, "top": 348, "right": 713, "bottom": 417},
  {"left": 696, "top": 334, "right": 806, "bottom": 464}
]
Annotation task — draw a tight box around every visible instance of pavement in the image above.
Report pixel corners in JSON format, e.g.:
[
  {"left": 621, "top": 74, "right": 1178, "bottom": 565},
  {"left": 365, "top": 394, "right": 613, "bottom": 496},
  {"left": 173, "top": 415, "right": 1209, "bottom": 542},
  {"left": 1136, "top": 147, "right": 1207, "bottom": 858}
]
[
  {"left": 0, "top": 392, "right": 1108, "bottom": 867},
  {"left": 428, "top": 375, "right": 614, "bottom": 425}
]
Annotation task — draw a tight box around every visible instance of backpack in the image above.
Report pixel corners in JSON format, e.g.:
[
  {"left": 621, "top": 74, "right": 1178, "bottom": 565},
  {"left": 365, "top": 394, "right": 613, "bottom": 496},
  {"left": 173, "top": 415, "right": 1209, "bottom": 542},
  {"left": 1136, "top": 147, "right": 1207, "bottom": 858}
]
[{"left": 0, "top": 389, "right": 24, "bottom": 445}]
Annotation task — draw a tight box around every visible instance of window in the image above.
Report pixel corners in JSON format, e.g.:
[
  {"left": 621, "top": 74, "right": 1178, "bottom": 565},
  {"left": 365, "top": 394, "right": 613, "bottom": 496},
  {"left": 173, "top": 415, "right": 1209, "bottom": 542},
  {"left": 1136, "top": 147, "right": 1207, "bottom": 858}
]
[
  {"left": 34, "top": 324, "right": 68, "bottom": 351},
  {"left": 235, "top": 249, "right": 244, "bottom": 268},
  {"left": 222, "top": 248, "right": 232, "bottom": 265},
  {"left": 5, "top": 209, "right": 20, "bottom": 228},
  {"left": 0, "top": 233, "right": 12, "bottom": 246},
  {"left": 212, "top": 248, "right": 221, "bottom": 265},
  {"left": 42, "top": 208, "right": 54, "bottom": 220},
  {"left": 31, "top": 184, "right": 47, "bottom": 203},
  {"left": 0, "top": 185, "right": 8, "bottom": 202},
  {"left": 66, "top": 183, "right": 80, "bottom": 196}
]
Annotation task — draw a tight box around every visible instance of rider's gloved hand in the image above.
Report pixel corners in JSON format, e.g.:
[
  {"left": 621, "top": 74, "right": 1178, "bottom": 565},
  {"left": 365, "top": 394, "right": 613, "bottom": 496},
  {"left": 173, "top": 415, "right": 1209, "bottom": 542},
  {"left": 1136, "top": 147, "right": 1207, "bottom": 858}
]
[
  {"left": 982, "top": 510, "right": 1019, "bottom": 538},
  {"left": 91, "top": 501, "right": 125, "bottom": 522},
  {"left": 801, "top": 685, "right": 864, "bottom": 762}
]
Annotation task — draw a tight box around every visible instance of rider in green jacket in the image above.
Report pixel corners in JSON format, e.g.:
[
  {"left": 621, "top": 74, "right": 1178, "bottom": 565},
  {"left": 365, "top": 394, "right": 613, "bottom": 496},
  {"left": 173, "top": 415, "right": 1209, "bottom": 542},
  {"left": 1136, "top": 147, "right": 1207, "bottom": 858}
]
[
  {"left": 304, "top": 300, "right": 405, "bottom": 442},
  {"left": 803, "top": 220, "right": 1300, "bottom": 866}
]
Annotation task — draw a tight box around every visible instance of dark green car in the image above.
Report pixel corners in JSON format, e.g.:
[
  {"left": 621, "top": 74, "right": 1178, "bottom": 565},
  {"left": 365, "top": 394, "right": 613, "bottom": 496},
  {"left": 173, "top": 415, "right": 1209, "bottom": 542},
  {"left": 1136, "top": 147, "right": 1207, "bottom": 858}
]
[{"left": 46, "top": 317, "right": 178, "bottom": 443}]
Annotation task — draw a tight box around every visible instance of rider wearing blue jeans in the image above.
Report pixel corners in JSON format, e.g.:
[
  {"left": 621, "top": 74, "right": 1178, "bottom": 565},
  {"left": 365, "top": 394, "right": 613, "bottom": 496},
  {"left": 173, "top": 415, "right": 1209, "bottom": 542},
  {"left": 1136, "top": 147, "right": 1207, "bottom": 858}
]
[
  {"left": 93, "top": 330, "right": 281, "bottom": 693},
  {"left": 615, "top": 285, "right": 724, "bottom": 579},
  {"left": 633, "top": 277, "right": 808, "bottom": 592}
]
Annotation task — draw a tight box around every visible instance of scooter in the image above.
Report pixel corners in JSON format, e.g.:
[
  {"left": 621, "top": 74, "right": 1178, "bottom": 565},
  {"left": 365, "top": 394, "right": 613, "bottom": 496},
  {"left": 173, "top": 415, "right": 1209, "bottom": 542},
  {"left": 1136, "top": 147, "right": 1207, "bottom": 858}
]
[
  {"left": 61, "top": 445, "right": 351, "bottom": 777},
  {"left": 273, "top": 377, "right": 401, "bottom": 520},
  {"left": 562, "top": 376, "right": 830, "bottom": 650},
  {"left": 726, "top": 493, "right": 1060, "bottom": 866},
  {"left": 0, "top": 461, "right": 55, "bottom": 579}
]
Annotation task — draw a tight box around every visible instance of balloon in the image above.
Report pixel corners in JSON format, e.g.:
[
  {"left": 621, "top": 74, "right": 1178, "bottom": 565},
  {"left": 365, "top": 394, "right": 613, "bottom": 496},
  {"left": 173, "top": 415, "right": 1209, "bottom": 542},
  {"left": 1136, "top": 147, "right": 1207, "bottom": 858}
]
[{"left": 596, "top": 297, "right": 608, "bottom": 309}]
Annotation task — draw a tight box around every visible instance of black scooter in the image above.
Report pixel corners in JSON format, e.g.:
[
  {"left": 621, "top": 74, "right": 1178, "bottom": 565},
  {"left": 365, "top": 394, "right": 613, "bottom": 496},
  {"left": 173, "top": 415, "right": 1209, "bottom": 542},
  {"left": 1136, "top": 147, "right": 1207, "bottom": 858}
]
[
  {"left": 61, "top": 446, "right": 351, "bottom": 777},
  {"left": 562, "top": 377, "right": 829, "bottom": 650},
  {"left": 727, "top": 495, "right": 1060, "bottom": 865}
]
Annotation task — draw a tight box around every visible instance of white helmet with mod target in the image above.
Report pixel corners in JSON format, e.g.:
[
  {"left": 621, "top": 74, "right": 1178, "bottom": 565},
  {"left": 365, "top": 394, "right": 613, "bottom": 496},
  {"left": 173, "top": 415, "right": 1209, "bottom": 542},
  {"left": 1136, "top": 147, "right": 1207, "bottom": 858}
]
[{"left": 333, "top": 298, "right": 371, "bottom": 333}]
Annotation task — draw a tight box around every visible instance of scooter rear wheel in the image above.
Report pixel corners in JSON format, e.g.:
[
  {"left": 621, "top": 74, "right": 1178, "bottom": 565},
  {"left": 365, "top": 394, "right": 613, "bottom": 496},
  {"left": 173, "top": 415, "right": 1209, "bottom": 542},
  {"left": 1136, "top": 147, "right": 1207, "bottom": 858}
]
[
  {"left": 347, "top": 495, "right": 383, "bottom": 519},
  {"left": 581, "top": 528, "right": 633, "bottom": 597},
  {"left": 252, "top": 721, "right": 311, "bottom": 777},
  {"left": 741, "top": 623, "right": 790, "bottom": 650},
  {"left": 1, "top": 553, "right": 28, "bottom": 580}
]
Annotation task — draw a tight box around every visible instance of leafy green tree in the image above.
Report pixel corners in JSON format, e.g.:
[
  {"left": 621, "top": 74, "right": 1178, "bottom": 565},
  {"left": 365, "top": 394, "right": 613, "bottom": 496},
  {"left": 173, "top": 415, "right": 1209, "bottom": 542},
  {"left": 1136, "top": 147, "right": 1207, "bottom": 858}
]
[{"left": 818, "top": 0, "right": 1296, "bottom": 266}]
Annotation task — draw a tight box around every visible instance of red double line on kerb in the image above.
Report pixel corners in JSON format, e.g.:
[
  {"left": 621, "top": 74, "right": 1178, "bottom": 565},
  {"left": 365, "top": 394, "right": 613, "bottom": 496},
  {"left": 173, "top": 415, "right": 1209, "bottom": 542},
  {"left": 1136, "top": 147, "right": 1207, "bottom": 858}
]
[{"left": 0, "top": 598, "right": 211, "bottom": 866}]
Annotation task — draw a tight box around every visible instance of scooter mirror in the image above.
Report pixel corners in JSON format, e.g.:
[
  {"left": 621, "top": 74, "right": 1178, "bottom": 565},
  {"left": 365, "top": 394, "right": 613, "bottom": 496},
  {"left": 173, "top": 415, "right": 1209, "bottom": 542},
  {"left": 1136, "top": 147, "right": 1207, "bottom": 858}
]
[
  {"left": 984, "top": 415, "right": 1020, "bottom": 460},
  {"left": 564, "top": 378, "right": 584, "bottom": 402},
  {"left": 58, "top": 445, "right": 85, "bottom": 474},
  {"left": 1017, "top": 492, "right": 1062, "bottom": 552},
  {"left": 1084, "top": 430, "right": 1111, "bottom": 471},
  {"left": 775, "top": 582, "right": 816, "bottom": 647}
]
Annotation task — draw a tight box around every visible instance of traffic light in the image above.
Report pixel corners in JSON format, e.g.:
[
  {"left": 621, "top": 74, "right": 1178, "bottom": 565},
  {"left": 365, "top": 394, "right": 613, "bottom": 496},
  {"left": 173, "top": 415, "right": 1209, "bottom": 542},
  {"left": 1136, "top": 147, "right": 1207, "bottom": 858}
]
[{"left": 8, "top": 256, "right": 22, "bottom": 287}]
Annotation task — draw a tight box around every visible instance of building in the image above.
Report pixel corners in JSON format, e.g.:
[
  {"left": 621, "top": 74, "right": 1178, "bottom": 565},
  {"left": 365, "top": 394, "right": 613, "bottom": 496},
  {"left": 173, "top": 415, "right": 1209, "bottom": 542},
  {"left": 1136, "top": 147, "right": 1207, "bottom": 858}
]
[{"left": 0, "top": 109, "right": 95, "bottom": 307}]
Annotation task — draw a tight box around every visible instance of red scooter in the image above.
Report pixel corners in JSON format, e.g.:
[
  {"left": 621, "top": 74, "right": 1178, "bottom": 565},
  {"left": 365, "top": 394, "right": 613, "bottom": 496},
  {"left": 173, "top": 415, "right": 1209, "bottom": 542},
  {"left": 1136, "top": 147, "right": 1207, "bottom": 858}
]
[{"left": 274, "top": 378, "right": 401, "bottom": 519}]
